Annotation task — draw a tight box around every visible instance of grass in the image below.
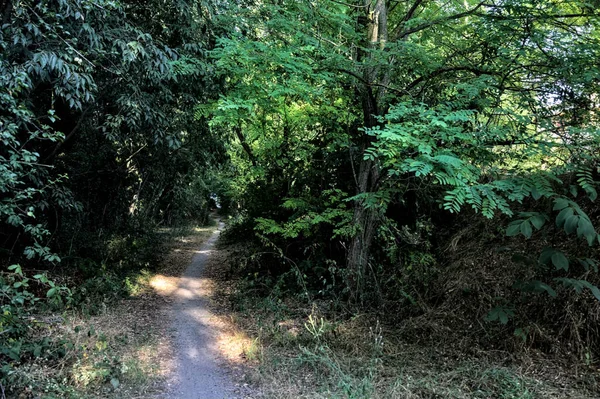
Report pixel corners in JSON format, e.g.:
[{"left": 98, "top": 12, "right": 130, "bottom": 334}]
[
  {"left": 202, "top": 244, "right": 600, "bottom": 399},
  {"left": 5, "top": 222, "right": 218, "bottom": 398}
]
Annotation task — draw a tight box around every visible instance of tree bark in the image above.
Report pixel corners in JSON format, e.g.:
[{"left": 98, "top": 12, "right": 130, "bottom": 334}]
[
  {"left": 234, "top": 125, "right": 257, "bottom": 167},
  {"left": 346, "top": 0, "right": 388, "bottom": 302}
]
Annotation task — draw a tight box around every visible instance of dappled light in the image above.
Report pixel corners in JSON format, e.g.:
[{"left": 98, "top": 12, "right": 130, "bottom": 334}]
[{"left": 3, "top": 0, "right": 600, "bottom": 396}]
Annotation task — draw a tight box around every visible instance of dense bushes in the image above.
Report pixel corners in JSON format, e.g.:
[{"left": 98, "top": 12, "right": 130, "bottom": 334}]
[
  {"left": 211, "top": 0, "right": 600, "bottom": 366},
  {"left": 0, "top": 0, "right": 226, "bottom": 392}
]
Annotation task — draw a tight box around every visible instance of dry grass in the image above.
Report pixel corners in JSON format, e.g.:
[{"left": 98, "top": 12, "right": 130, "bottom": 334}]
[
  {"left": 10, "top": 223, "right": 219, "bottom": 398},
  {"left": 203, "top": 243, "right": 600, "bottom": 399}
]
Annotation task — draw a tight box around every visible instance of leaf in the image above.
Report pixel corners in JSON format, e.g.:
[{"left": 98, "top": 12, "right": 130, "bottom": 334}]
[
  {"left": 506, "top": 223, "right": 521, "bottom": 237},
  {"left": 556, "top": 278, "right": 583, "bottom": 292},
  {"left": 556, "top": 207, "right": 573, "bottom": 227},
  {"left": 520, "top": 220, "right": 532, "bottom": 238},
  {"left": 47, "top": 287, "right": 57, "bottom": 298},
  {"left": 539, "top": 247, "right": 555, "bottom": 265},
  {"left": 538, "top": 282, "right": 557, "bottom": 297},
  {"left": 590, "top": 285, "right": 600, "bottom": 301},
  {"left": 569, "top": 185, "right": 578, "bottom": 197},
  {"left": 485, "top": 306, "right": 514, "bottom": 325},
  {"left": 553, "top": 198, "right": 570, "bottom": 211},
  {"left": 530, "top": 215, "right": 546, "bottom": 230},
  {"left": 578, "top": 258, "right": 598, "bottom": 272},
  {"left": 577, "top": 218, "right": 595, "bottom": 240},
  {"left": 514, "top": 328, "right": 528, "bottom": 341},
  {"left": 564, "top": 215, "right": 580, "bottom": 234},
  {"left": 110, "top": 378, "right": 120, "bottom": 389},
  {"left": 556, "top": 278, "right": 600, "bottom": 300},
  {"left": 551, "top": 252, "right": 569, "bottom": 271},
  {"left": 513, "top": 280, "right": 556, "bottom": 297}
]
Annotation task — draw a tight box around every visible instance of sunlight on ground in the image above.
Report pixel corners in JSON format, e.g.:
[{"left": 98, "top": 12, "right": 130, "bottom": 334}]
[
  {"left": 215, "top": 324, "right": 256, "bottom": 364},
  {"left": 193, "top": 227, "right": 215, "bottom": 233},
  {"left": 149, "top": 224, "right": 251, "bottom": 367},
  {"left": 149, "top": 272, "right": 252, "bottom": 365},
  {"left": 149, "top": 274, "right": 179, "bottom": 296}
]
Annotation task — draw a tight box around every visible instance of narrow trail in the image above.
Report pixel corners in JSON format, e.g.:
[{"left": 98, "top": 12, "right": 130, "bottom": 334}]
[{"left": 168, "top": 220, "right": 236, "bottom": 399}]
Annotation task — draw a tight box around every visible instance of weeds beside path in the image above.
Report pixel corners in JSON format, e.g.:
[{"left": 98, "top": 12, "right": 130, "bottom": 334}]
[
  {"left": 8, "top": 221, "right": 252, "bottom": 399},
  {"left": 203, "top": 241, "right": 600, "bottom": 399},
  {"left": 62, "top": 223, "right": 220, "bottom": 398}
]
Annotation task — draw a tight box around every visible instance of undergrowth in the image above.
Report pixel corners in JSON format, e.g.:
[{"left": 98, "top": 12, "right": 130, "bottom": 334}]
[
  {"left": 207, "top": 237, "right": 600, "bottom": 399},
  {"left": 1, "top": 221, "right": 214, "bottom": 398}
]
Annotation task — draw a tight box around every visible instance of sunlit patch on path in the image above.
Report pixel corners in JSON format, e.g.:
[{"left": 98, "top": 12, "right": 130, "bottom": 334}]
[{"left": 164, "top": 221, "right": 253, "bottom": 399}]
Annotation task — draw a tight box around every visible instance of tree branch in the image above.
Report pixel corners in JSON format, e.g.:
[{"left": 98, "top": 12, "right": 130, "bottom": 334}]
[
  {"left": 401, "top": 0, "right": 425, "bottom": 24},
  {"left": 233, "top": 125, "right": 257, "bottom": 167},
  {"left": 404, "top": 66, "right": 496, "bottom": 92},
  {"left": 392, "top": 2, "right": 486, "bottom": 41},
  {"left": 336, "top": 68, "right": 412, "bottom": 97}
]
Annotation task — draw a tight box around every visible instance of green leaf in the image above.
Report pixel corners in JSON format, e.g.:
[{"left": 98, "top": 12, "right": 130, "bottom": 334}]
[
  {"left": 47, "top": 287, "right": 57, "bottom": 298},
  {"left": 506, "top": 223, "right": 521, "bottom": 237},
  {"left": 539, "top": 247, "right": 554, "bottom": 265},
  {"left": 577, "top": 218, "right": 595, "bottom": 240},
  {"left": 569, "top": 185, "right": 578, "bottom": 197},
  {"left": 578, "top": 258, "right": 598, "bottom": 272},
  {"left": 485, "top": 306, "right": 514, "bottom": 325},
  {"left": 553, "top": 198, "right": 570, "bottom": 211},
  {"left": 590, "top": 285, "right": 600, "bottom": 301},
  {"left": 551, "top": 252, "right": 569, "bottom": 271},
  {"left": 520, "top": 220, "right": 532, "bottom": 238},
  {"left": 556, "top": 207, "right": 573, "bottom": 227},
  {"left": 513, "top": 280, "right": 556, "bottom": 297},
  {"left": 538, "top": 282, "right": 557, "bottom": 297},
  {"left": 530, "top": 215, "right": 546, "bottom": 230},
  {"left": 564, "top": 215, "right": 580, "bottom": 234}
]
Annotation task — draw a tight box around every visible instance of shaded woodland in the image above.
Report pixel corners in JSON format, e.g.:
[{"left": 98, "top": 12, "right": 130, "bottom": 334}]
[{"left": 2, "top": 0, "right": 600, "bottom": 396}]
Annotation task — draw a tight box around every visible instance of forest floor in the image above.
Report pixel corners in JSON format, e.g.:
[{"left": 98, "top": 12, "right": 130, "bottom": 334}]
[
  {"left": 51, "top": 220, "right": 598, "bottom": 398},
  {"left": 35, "top": 221, "right": 255, "bottom": 398},
  {"left": 202, "top": 242, "right": 600, "bottom": 399}
]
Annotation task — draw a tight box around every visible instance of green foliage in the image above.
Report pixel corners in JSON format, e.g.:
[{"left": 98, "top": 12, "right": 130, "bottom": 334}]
[
  {"left": 553, "top": 198, "right": 598, "bottom": 246},
  {"left": 485, "top": 305, "right": 515, "bottom": 325},
  {"left": 0, "top": 0, "right": 225, "bottom": 394},
  {"left": 0, "top": 265, "right": 72, "bottom": 365}
]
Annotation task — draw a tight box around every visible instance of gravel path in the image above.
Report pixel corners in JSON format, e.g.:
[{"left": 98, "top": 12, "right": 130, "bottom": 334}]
[{"left": 168, "top": 221, "right": 236, "bottom": 399}]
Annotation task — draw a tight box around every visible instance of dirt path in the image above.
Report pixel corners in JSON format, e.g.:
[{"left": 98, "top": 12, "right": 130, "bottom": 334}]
[{"left": 167, "top": 220, "right": 237, "bottom": 399}]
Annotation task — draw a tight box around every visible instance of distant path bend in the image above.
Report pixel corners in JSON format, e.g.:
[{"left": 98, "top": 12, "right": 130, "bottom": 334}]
[{"left": 168, "top": 220, "right": 235, "bottom": 399}]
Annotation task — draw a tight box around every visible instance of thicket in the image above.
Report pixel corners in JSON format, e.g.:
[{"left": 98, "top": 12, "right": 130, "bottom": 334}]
[
  {"left": 0, "top": 0, "right": 226, "bottom": 394},
  {"left": 212, "top": 0, "right": 600, "bottom": 367},
  {"left": 2, "top": 0, "right": 600, "bottom": 395}
]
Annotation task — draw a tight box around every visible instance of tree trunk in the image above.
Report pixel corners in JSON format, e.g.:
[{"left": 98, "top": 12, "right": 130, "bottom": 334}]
[{"left": 346, "top": 0, "right": 388, "bottom": 302}]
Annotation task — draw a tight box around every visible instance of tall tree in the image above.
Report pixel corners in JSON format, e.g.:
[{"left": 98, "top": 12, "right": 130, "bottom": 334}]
[{"left": 211, "top": 0, "right": 600, "bottom": 300}]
